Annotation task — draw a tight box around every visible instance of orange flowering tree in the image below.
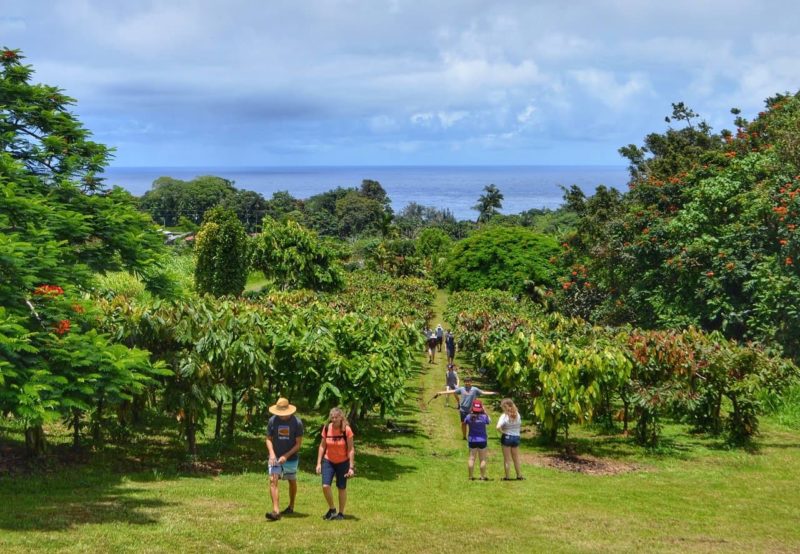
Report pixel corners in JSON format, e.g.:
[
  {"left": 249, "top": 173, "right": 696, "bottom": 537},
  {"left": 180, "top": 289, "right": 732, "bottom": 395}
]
[{"left": 557, "top": 93, "right": 800, "bottom": 362}]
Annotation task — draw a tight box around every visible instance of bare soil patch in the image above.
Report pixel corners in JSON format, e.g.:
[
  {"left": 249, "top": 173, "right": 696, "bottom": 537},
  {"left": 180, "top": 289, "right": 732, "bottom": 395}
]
[
  {"left": 177, "top": 459, "right": 224, "bottom": 476},
  {"left": 520, "top": 451, "right": 641, "bottom": 476}
]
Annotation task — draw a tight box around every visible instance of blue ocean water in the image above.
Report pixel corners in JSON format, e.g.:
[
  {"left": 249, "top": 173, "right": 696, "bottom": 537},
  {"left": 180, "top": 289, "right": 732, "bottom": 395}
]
[{"left": 103, "top": 165, "right": 629, "bottom": 222}]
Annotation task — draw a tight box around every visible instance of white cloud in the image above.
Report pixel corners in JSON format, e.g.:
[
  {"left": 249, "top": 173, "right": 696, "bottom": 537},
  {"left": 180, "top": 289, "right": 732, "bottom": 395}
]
[
  {"left": 4, "top": 0, "right": 800, "bottom": 165},
  {"left": 570, "top": 69, "right": 651, "bottom": 110}
]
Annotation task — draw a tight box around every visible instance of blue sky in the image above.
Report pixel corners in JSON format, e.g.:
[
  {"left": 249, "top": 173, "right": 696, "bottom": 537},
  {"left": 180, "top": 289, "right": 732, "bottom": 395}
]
[{"left": 3, "top": 0, "right": 800, "bottom": 167}]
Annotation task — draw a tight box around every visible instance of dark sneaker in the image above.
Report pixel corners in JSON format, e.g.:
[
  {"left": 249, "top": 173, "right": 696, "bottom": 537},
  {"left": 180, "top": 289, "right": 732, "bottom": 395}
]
[
  {"left": 281, "top": 506, "right": 294, "bottom": 515},
  {"left": 332, "top": 513, "right": 345, "bottom": 520},
  {"left": 323, "top": 508, "right": 337, "bottom": 520},
  {"left": 265, "top": 511, "right": 281, "bottom": 521}
]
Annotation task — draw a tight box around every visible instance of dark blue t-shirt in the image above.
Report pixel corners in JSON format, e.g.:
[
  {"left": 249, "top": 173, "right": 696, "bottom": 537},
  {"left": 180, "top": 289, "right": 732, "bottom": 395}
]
[{"left": 267, "top": 415, "right": 304, "bottom": 461}]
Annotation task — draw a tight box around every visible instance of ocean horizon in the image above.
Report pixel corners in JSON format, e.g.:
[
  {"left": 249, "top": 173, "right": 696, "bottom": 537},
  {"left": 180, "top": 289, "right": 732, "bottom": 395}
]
[{"left": 103, "top": 165, "right": 630, "bottom": 222}]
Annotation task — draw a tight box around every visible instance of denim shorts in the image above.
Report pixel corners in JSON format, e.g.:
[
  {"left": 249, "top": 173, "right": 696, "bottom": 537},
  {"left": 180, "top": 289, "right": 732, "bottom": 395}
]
[
  {"left": 500, "top": 434, "right": 520, "bottom": 447},
  {"left": 322, "top": 458, "right": 350, "bottom": 489},
  {"left": 268, "top": 458, "right": 299, "bottom": 480},
  {"left": 468, "top": 440, "right": 488, "bottom": 450}
]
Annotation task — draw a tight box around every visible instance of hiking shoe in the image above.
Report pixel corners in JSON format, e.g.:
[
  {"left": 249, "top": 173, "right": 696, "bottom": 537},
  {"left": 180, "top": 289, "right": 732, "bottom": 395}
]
[
  {"left": 502, "top": 477, "right": 513, "bottom": 481},
  {"left": 281, "top": 506, "right": 294, "bottom": 515},
  {"left": 332, "top": 513, "right": 345, "bottom": 520},
  {"left": 265, "top": 511, "right": 281, "bottom": 521},
  {"left": 516, "top": 476, "right": 525, "bottom": 480},
  {"left": 323, "top": 508, "right": 337, "bottom": 520}
]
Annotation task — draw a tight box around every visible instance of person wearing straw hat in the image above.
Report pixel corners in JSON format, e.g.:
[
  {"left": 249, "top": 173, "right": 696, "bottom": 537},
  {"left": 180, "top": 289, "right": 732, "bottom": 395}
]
[{"left": 265, "top": 397, "right": 304, "bottom": 521}]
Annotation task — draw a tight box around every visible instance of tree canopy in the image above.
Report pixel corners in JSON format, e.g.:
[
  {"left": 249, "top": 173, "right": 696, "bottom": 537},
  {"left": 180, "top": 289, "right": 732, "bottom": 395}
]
[
  {"left": 0, "top": 48, "right": 169, "bottom": 454},
  {"left": 442, "top": 225, "right": 559, "bottom": 294}
]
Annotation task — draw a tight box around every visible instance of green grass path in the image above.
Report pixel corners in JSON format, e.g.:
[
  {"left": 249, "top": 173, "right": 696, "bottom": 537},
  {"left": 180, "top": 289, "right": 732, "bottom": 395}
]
[{"left": 1, "top": 290, "right": 800, "bottom": 553}]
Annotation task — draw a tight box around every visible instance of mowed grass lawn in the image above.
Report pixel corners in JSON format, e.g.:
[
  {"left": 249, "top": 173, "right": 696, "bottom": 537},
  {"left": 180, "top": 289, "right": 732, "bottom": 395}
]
[{"left": 1, "top": 292, "right": 799, "bottom": 553}]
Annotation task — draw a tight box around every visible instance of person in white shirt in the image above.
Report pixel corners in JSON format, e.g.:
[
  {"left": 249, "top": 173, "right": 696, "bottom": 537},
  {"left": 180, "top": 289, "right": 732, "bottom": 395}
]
[{"left": 496, "top": 398, "right": 524, "bottom": 480}]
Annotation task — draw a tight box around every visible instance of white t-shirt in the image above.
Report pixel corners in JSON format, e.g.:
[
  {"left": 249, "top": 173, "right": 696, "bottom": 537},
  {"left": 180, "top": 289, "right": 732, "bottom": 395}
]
[{"left": 497, "top": 413, "right": 521, "bottom": 437}]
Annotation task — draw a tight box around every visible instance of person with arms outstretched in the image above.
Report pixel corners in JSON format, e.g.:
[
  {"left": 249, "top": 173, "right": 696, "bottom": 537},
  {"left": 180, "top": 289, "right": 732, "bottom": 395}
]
[{"left": 433, "top": 376, "right": 498, "bottom": 439}]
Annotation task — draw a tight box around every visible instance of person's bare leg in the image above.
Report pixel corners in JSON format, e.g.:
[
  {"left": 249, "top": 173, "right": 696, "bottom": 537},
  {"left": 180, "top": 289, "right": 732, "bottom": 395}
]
[
  {"left": 337, "top": 487, "right": 347, "bottom": 515},
  {"left": 479, "top": 449, "right": 488, "bottom": 479},
  {"left": 288, "top": 479, "right": 297, "bottom": 509},
  {"left": 322, "top": 484, "right": 335, "bottom": 510},
  {"left": 468, "top": 449, "right": 476, "bottom": 479},
  {"left": 511, "top": 446, "right": 523, "bottom": 478},
  {"left": 269, "top": 474, "right": 280, "bottom": 513},
  {"left": 461, "top": 421, "right": 467, "bottom": 440},
  {"left": 502, "top": 445, "right": 511, "bottom": 479}
]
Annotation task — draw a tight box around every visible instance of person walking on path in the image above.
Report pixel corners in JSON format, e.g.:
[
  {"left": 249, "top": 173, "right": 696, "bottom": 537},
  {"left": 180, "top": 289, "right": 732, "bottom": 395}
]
[
  {"left": 265, "top": 397, "right": 304, "bottom": 521},
  {"left": 426, "top": 330, "right": 438, "bottom": 364},
  {"left": 444, "top": 364, "right": 460, "bottom": 408},
  {"left": 464, "top": 400, "right": 491, "bottom": 480},
  {"left": 316, "top": 407, "right": 355, "bottom": 521},
  {"left": 433, "top": 376, "right": 498, "bottom": 440},
  {"left": 435, "top": 324, "right": 444, "bottom": 352},
  {"left": 496, "top": 398, "right": 524, "bottom": 481},
  {"left": 445, "top": 330, "right": 456, "bottom": 365}
]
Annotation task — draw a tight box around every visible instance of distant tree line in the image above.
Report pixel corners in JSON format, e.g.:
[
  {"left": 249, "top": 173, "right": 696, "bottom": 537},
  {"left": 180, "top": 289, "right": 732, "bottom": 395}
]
[{"left": 138, "top": 174, "right": 576, "bottom": 240}]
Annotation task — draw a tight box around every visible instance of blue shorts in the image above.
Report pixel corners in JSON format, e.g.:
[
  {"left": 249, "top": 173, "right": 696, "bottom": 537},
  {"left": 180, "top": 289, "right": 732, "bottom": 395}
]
[
  {"left": 269, "top": 458, "right": 299, "bottom": 481},
  {"left": 468, "top": 440, "right": 488, "bottom": 450},
  {"left": 322, "top": 458, "right": 350, "bottom": 489},
  {"left": 500, "top": 434, "right": 520, "bottom": 447}
]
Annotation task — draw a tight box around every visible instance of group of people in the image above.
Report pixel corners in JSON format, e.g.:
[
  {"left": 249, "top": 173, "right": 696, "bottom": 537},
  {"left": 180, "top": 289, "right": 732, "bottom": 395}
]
[
  {"left": 424, "top": 324, "right": 455, "bottom": 365},
  {"left": 265, "top": 398, "right": 355, "bottom": 522},
  {"left": 264, "top": 328, "right": 523, "bottom": 521},
  {"left": 434, "top": 371, "right": 524, "bottom": 481}
]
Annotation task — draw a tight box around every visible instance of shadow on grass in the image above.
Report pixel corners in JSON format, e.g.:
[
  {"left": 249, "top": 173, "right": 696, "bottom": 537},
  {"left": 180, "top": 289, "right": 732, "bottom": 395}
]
[{"left": 0, "top": 472, "right": 175, "bottom": 531}]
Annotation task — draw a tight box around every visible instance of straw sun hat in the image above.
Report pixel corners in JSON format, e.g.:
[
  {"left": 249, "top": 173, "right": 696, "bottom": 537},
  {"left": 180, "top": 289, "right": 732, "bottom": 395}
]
[{"left": 268, "top": 397, "right": 297, "bottom": 416}]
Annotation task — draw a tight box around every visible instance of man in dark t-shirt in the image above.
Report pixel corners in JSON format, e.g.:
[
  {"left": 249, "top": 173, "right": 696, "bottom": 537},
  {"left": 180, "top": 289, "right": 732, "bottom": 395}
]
[
  {"left": 445, "top": 330, "right": 456, "bottom": 365},
  {"left": 265, "top": 397, "right": 304, "bottom": 521}
]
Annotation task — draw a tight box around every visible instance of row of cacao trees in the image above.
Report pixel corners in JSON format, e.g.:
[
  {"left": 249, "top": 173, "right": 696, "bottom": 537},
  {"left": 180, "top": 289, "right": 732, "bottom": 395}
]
[
  {"left": 92, "top": 272, "right": 433, "bottom": 456},
  {"left": 2, "top": 268, "right": 432, "bottom": 457},
  {"left": 446, "top": 290, "right": 798, "bottom": 445}
]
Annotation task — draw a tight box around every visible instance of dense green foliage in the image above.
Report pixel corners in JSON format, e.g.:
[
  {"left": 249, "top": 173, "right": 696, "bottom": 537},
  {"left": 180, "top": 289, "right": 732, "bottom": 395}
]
[
  {"left": 447, "top": 289, "right": 798, "bottom": 444},
  {"left": 139, "top": 175, "right": 268, "bottom": 232},
  {"left": 194, "top": 207, "right": 248, "bottom": 297},
  {"left": 558, "top": 93, "right": 800, "bottom": 361},
  {"left": 0, "top": 49, "right": 171, "bottom": 454},
  {"left": 323, "top": 271, "right": 436, "bottom": 329},
  {"left": 250, "top": 218, "right": 344, "bottom": 292},
  {"left": 442, "top": 225, "right": 560, "bottom": 294},
  {"left": 99, "top": 289, "right": 421, "bottom": 454}
]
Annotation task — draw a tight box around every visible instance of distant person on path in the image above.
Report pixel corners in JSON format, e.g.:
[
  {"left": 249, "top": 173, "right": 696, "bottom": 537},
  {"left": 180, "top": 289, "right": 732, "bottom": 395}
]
[
  {"left": 422, "top": 327, "right": 431, "bottom": 351},
  {"left": 445, "top": 330, "right": 456, "bottom": 365},
  {"left": 265, "top": 397, "right": 304, "bottom": 521},
  {"left": 496, "top": 398, "right": 524, "bottom": 481},
  {"left": 316, "top": 407, "right": 355, "bottom": 521},
  {"left": 444, "top": 364, "right": 460, "bottom": 407},
  {"left": 435, "top": 324, "right": 444, "bottom": 352},
  {"left": 464, "top": 400, "right": 491, "bottom": 480},
  {"left": 426, "top": 330, "right": 438, "bottom": 364},
  {"left": 433, "top": 376, "right": 499, "bottom": 439}
]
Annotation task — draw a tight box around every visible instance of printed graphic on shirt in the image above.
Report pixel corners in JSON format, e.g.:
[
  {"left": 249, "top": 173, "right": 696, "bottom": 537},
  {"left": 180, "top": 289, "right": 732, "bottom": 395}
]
[{"left": 277, "top": 425, "right": 292, "bottom": 439}]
